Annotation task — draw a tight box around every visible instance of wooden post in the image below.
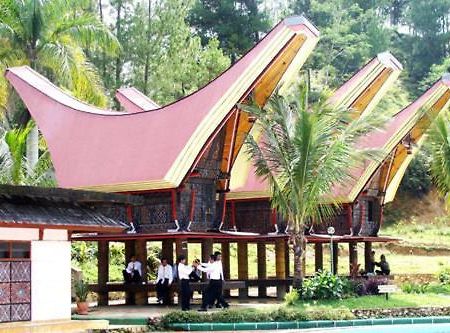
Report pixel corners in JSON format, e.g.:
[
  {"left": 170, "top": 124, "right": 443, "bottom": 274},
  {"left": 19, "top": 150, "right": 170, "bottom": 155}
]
[
  {"left": 201, "top": 239, "right": 213, "bottom": 280},
  {"left": 275, "top": 239, "right": 286, "bottom": 300},
  {"left": 221, "top": 242, "right": 231, "bottom": 297},
  {"left": 175, "top": 238, "right": 188, "bottom": 259},
  {"left": 161, "top": 239, "right": 174, "bottom": 304},
  {"left": 349, "top": 241, "right": 358, "bottom": 276},
  {"left": 135, "top": 240, "right": 147, "bottom": 305},
  {"left": 332, "top": 243, "right": 338, "bottom": 275},
  {"left": 285, "top": 244, "right": 290, "bottom": 277},
  {"left": 124, "top": 240, "right": 135, "bottom": 305},
  {"left": 364, "top": 241, "right": 372, "bottom": 272},
  {"left": 301, "top": 241, "right": 306, "bottom": 278},
  {"left": 257, "top": 242, "right": 267, "bottom": 297},
  {"left": 314, "top": 243, "right": 323, "bottom": 272},
  {"left": 237, "top": 241, "right": 248, "bottom": 298},
  {"left": 162, "top": 239, "right": 174, "bottom": 265},
  {"left": 97, "top": 240, "right": 109, "bottom": 306}
]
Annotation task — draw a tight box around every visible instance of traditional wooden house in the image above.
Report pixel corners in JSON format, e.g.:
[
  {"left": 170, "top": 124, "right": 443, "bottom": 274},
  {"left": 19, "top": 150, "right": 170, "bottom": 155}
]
[
  {"left": 226, "top": 70, "right": 450, "bottom": 279},
  {"left": 0, "top": 185, "right": 133, "bottom": 327},
  {"left": 5, "top": 16, "right": 320, "bottom": 303}
]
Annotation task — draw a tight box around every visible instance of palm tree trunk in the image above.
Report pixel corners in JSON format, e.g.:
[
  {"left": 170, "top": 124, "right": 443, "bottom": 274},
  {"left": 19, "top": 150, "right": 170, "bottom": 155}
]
[
  {"left": 26, "top": 124, "right": 38, "bottom": 170},
  {"left": 292, "top": 230, "right": 305, "bottom": 291}
]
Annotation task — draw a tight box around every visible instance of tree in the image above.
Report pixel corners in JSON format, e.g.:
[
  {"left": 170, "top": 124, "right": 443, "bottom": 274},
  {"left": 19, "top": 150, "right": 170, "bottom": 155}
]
[
  {"left": 126, "top": 0, "right": 231, "bottom": 105},
  {"left": 429, "top": 114, "right": 450, "bottom": 207},
  {"left": 0, "top": 121, "right": 55, "bottom": 186},
  {"left": 242, "top": 84, "right": 384, "bottom": 288},
  {"left": 290, "top": 0, "right": 391, "bottom": 89},
  {"left": 188, "top": 0, "right": 270, "bottom": 62},
  {"left": 403, "top": 0, "right": 450, "bottom": 94},
  {"left": 0, "top": 0, "right": 120, "bottom": 168}
]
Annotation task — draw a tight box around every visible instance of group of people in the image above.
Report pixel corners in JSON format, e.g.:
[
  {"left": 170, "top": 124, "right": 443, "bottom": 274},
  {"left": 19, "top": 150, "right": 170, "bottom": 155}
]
[
  {"left": 123, "top": 251, "right": 229, "bottom": 311},
  {"left": 364, "top": 251, "right": 390, "bottom": 276},
  {"left": 177, "top": 251, "right": 229, "bottom": 311}
]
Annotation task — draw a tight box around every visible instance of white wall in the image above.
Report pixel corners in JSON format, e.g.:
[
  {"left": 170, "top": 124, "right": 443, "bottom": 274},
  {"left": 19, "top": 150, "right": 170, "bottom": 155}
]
[
  {"left": 31, "top": 240, "right": 72, "bottom": 321},
  {"left": 0, "top": 227, "right": 39, "bottom": 241}
]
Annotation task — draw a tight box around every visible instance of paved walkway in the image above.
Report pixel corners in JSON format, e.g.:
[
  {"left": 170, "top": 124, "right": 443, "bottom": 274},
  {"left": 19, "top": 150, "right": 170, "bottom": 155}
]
[{"left": 81, "top": 297, "right": 279, "bottom": 319}]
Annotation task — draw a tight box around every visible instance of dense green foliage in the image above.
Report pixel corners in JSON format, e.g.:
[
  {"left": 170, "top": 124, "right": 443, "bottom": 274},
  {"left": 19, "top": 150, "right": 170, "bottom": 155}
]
[
  {"left": 188, "top": 0, "right": 270, "bottom": 61},
  {"left": 301, "top": 271, "right": 352, "bottom": 300},
  {"left": 159, "top": 307, "right": 354, "bottom": 327}
]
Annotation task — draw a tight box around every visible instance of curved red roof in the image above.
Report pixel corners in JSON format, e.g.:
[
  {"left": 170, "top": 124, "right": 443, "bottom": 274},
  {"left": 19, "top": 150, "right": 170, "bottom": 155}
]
[
  {"left": 228, "top": 52, "right": 403, "bottom": 200},
  {"left": 6, "top": 16, "right": 319, "bottom": 192}
]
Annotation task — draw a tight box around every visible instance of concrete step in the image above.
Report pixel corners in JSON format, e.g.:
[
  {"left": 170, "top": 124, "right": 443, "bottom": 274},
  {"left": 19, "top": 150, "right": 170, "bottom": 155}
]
[{"left": 0, "top": 319, "right": 108, "bottom": 333}]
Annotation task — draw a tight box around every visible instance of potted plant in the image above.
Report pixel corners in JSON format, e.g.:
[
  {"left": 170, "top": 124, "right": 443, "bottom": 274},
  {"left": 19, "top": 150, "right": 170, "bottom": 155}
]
[{"left": 75, "top": 280, "right": 89, "bottom": 315}]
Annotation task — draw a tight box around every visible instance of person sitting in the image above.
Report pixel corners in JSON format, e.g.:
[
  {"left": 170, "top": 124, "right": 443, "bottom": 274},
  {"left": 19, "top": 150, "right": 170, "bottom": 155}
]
[
  {"left": 375, "top": 254, "right": 390, "bottom": 275},
  {"left": 156, "top": 258, "right": 173, "bottom": 305},
  {"left": 123, "top": 255, "right": 142, "bottom": 283}
]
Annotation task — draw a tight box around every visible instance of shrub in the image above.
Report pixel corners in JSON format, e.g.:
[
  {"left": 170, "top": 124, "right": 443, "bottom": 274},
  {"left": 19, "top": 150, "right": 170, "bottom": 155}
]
[
  {"left": 159, "top": 306, "right": 354, "bottom": 328},
  {"left": 284, "top": 289, "right": 300, "bottom": 305},
  {"left": 305, "top": 308, "right": 354, "bottom": 321},
  {"left": 301, "top": 271, "right": 347, "bottom": 300},
  {"left": 438, "top": 267, "right": 450, "bottom": 284},
  {"left": 401, "top": 282, "right": 428, "bottom": 294}
]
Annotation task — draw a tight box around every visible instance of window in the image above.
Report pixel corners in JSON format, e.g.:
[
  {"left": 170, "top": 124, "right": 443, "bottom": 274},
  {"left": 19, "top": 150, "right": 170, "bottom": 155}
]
[
  {"left": 0, "top": 242, "right": 9, "bottom": 258},
  {"left": 0, "top": 242, "right": 31, "bottom": 260}
]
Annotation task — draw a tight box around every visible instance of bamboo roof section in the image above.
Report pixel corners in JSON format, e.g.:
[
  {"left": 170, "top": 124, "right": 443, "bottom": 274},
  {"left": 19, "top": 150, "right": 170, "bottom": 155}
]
[
  {"left": 5, "top": 16, "right": 319, "bottom": 192},
  {"left": 228, "top": 52, "right": 403, "bottom": 200},
  {"left": 116, "top": 87, "right": 160, "bottom": 113}
]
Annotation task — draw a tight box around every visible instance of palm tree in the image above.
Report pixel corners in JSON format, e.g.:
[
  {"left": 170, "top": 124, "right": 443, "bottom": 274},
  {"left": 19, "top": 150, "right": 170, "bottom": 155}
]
[
  {"left": 0, "top": 120, "right": 54, "bottom": 186},
  {"left": 0, "top": 0, "right": 119, "bottom": 168},
  {"left": 242, "top": 84, "right": 385, "bottom": 289},
  {"left": 429, "top": 114, "right": 450, "bottom": 207}
]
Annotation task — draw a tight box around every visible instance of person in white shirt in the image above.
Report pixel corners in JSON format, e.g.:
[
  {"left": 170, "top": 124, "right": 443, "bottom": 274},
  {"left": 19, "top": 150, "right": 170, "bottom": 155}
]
[
  {"left": 177, "top": 255, "right": 197, "bottom": 311},
  {"left": 156, "top": 258, "right": 173, "bottom": 305},
  {"left": 197, "top": 252, "right": 228, "bottom": 311},
  {"left": 123, "top": 255, "right": 142, "bottom": 283}
]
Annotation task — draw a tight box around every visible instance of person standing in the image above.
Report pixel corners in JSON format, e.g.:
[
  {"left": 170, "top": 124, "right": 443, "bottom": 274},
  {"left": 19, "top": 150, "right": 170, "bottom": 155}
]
[
  {"left": 123, "top": 255, "right": 142, "bottom": 283},
  {"left": 212, "top": 251, "right": 229, "bottom": 308},
  {"left": 197, "top": 252, "right": 228, "bottom": 311},
  {"left": 156, "top": 258, "right": 173, "bottom": 305},
  {"left": 177, "top": 255, "right": 197, "bottom": 311}
]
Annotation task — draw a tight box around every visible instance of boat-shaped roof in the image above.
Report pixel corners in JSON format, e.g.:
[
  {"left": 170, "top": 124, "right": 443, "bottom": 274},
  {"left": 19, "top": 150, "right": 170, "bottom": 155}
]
[{"left": 6, "top": 16, "right": 319, "bottom": 192}]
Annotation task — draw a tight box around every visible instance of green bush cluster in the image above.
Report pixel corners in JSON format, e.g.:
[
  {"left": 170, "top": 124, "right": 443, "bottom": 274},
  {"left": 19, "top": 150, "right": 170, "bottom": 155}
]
[
  {"left": 401, "top": 277, "right": 450, "bottom": 295},
  {"left": 401, "top": 282, "right": 429, "bottom": 294},
  {"left": 301, "top": 271, "right": 352, "bottom": 300},
  {"left": 159, "top": 307, "right": 354, "bottom": 327},
  {"left": 438, "top": 267, "right": 450, "bottom": 284}
]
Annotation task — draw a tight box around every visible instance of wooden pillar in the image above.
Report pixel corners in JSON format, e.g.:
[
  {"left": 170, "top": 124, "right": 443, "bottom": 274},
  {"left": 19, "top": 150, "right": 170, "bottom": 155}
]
[
  {"left": 161, "top": 239, "right": 174, "bottom": 304},
  {"left": 285, "top": 243, "right": 291, "bottom": 293},
  {"left": 314, "top": 243, "right": 323, "bottom": 272},
  {"left": 237, "top": 241, "right": 248, "bottom": 298},
  {"left": 201, "top": 239, "right": 213, "bottom": 280},
  {"left": 275, "top": 239, "right": 286, "bottom": 299},
  {"left": 221, "top": 242, "right": 231, "bottom": 297},
  {"left": 162, "top": 239, "right": 174, "bottom": 265},
  {"left": 175, "top": 238, "right": 188, "bottom": 259},
  {"left": 124, "top": 240, "right": 135, "bottom": 305},
  {"left": 135, "top": 240, "right": 147, "bottom": 305},
  {"left": 97, "top": 240, "right": 109, "bottom": 306},
  {"left": 349, "top": 242, "right": 358, "bottom": 276},
  {"left": 257, "top": 242, "right": 267, "bottom": 297},
  {"left": 332, "top": 242, "right": 338, "bottom": 275},
  {"left": 364, "top": 241, "right": 372, "bottom": 272}
]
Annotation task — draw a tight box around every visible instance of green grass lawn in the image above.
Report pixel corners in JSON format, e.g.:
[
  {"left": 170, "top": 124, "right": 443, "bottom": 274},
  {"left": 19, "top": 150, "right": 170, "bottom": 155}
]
[{"left": 297, "top": 293, "right": 450, "bottom": 310}]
